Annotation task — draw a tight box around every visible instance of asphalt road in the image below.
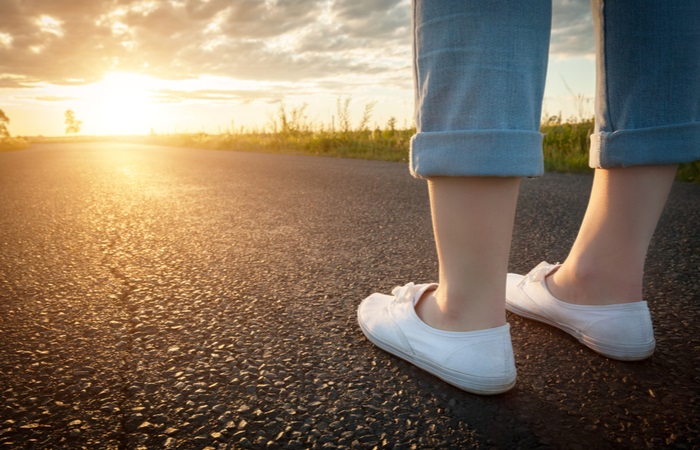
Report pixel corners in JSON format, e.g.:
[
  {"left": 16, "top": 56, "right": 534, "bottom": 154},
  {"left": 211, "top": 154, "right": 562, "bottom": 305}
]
[{"left": 1, "top": 143, "right": 698, "bottom": 449}]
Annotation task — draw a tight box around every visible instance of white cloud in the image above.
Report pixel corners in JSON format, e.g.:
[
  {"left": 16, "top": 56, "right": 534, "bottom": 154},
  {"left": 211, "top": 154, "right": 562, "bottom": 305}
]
[
  {"left": 36, "top": 15, "right": 65, "bottom": 37},
  {"left": 551, "top": 0, "right": 595, "bottom": 57},
  {"left": 0, "top": 32, "right": 12, "bottom": 48}
]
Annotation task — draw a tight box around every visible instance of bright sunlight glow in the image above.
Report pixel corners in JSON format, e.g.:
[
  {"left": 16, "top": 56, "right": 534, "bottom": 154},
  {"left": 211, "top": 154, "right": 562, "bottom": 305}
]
[{"left": 83, "top": 72, "right": 158, "bottom": 135}]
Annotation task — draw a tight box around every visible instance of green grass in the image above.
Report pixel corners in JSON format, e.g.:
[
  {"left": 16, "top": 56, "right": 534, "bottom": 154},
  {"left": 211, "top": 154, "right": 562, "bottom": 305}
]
[
  {"left": 677, "top": 160, "right": 700, "bottom": 183},
  {"left": 542, "top": 119, "right": 594, "bottom": 174},
  {"left": 138, "top": 127, "right": 414, "bottom": 162}
]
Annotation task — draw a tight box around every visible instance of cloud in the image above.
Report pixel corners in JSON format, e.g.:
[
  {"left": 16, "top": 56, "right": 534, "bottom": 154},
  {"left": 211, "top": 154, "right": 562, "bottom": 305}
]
[
  {"left": 152, "top": 88, "right": 281, "bottom": 104},
  {"left": 0, "top": 75, "right": 32, "bottom": 88},
  {"left": 0, "top": 0, "right": 593, "bottom": 91},
  {"left": 33, "top": 95, "right": 75, "bottom": 102},
  {"left": 551, "top": 0, "right": 595, "bottom": 57}
]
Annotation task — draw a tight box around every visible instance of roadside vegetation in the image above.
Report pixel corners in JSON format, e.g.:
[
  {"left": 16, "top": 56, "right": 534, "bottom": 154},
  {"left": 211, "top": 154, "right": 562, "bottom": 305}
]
[
  {"left": 0, "top": 109, "right": 29, "bottom": 151},
  {"left": 141, "top": 101, "right": 413, "bottom": 162},
  {"left": 139, "top": 102, "right": 699, "bottom": 183}
]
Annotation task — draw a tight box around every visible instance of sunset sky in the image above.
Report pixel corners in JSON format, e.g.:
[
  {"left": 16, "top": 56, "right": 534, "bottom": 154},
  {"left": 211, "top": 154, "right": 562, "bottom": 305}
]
[{"left": 1, "top": 0, "right": 596, "bottom": 137}]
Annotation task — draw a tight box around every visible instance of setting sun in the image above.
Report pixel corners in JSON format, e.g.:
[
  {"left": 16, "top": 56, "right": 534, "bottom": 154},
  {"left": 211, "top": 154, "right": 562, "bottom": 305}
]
[{"left": 83, "top": 72, "right": 158, "bottom": 136}]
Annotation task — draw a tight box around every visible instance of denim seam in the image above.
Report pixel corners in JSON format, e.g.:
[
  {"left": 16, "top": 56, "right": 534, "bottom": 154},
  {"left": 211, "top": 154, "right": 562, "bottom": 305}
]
[
  {"left": 601, "top": 0, "right": 615, "bottom": 132},
  {"left": 412, "top": 0, "right": 419, "bottom": 132}
]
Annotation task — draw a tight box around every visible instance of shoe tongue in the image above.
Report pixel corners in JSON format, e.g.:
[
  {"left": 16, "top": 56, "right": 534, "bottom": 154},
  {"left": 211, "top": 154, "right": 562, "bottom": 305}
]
[
  {"left": 529, "top": 262, "right": 560, "bottom": 283},
  {"left": 393, "top": 283, "right": 437, "bottom": 305},
  {"left": 411, "top": 283, "right": 437, "bottom": 305}
]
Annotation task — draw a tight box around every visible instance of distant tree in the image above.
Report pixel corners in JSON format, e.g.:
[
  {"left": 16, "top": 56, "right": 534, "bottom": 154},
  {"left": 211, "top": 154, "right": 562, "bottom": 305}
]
[
  {"left": 0, "top": 109, "right": 10, "bottom": 139},
  {"left": 65, "top": 110, "right": 82, "bottom": 135}
]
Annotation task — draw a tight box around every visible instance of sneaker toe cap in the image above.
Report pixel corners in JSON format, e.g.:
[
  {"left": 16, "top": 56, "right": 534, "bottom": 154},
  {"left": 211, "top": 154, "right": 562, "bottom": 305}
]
[{"left": 357, "top": 293, "right": 404, "bottom": 343}]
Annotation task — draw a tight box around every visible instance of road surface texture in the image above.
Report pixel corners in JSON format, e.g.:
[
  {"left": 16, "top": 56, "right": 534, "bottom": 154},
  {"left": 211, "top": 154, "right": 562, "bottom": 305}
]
[{"left": 1, "top": 143, "right": 698, "bottom": 449}]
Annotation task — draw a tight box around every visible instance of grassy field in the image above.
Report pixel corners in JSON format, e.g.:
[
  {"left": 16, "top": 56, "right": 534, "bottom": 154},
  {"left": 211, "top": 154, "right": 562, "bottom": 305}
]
[{"left": 133, "top": 117, "right": 699, "bottom": 183}]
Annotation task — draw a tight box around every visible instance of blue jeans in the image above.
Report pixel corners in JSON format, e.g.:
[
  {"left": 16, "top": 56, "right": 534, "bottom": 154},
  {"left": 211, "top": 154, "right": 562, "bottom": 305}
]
[{"left": 410, "top": 0, "right": 700, "bottom": 178}]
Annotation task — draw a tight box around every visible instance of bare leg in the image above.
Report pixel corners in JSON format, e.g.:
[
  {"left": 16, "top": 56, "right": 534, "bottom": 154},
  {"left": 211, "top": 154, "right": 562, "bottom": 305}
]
[
  {"left": 415, "top": 177, "right": 520, "bottom": 331},
  {"left": 547, "top": 165, "right": 678, "bottom": 305}
]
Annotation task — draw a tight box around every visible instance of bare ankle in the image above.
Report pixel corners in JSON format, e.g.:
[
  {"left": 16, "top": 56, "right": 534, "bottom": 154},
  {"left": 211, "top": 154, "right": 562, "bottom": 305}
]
[
  {"left": 415, "top": 287, "right": 506, "bottom": 332},
  {"left": 547, "top": 263, "right": 643, "bottom": 305}
]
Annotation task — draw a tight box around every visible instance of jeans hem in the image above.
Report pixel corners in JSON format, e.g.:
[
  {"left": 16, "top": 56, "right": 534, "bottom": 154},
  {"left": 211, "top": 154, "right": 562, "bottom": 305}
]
[
  {"left": 590, "top": 122, "right": 700, "bottom": 168},
  {"left": 410, "top": 130, "right": 544, "bottom": 178}
]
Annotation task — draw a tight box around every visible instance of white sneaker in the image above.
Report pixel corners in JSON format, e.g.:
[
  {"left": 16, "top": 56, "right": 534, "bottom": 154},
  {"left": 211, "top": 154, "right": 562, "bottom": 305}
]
[
  {"left": 506, "top": 262, "right": 655, "bottom": 361},
  {"left": 357, "top": 283, "right": 517, "bottom": 395}
]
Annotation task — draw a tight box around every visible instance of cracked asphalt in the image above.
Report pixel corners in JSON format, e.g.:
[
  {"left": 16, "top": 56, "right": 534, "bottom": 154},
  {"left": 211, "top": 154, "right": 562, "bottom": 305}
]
[{"left": 1, "top": 143, "right": 698, "bottom": 449}]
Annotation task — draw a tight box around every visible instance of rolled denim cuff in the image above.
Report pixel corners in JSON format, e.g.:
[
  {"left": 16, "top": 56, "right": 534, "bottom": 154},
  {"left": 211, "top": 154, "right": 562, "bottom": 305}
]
[
  {"left": 410, "top": 130, "right": 544, "bottom": 178},
  {"left": 590, "top": 122, "right": 700, "bottom": 168}
]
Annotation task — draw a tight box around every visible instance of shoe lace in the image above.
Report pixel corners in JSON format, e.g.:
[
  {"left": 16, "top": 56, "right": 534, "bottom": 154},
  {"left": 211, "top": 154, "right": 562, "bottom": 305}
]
[
  {"left": 391, "top": 283, "right": 418, "bottom": 304},
  {"left": 518, "top": 262, "right": 559, "bottom": 288}
]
